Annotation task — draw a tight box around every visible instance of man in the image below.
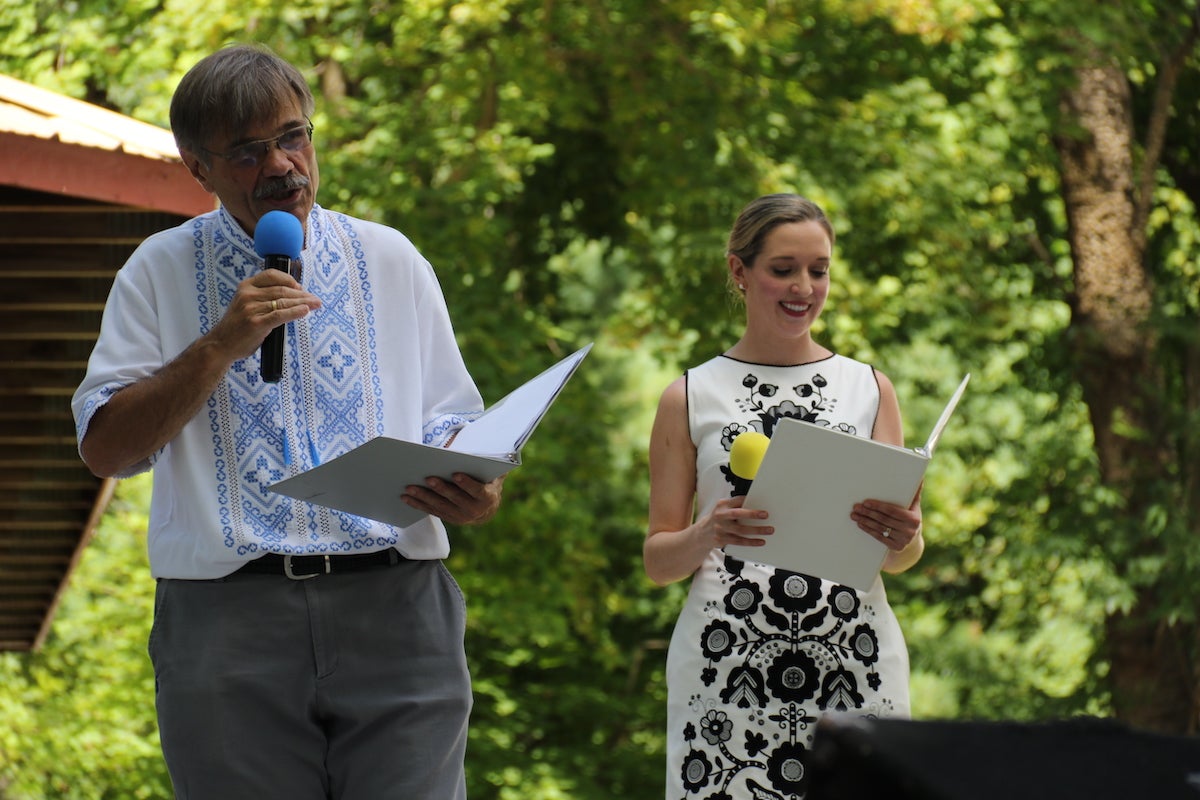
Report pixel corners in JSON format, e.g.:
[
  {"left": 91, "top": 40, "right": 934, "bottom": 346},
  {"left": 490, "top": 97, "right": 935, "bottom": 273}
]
[{"left": 72, "top": 43, "right": 502, "bottom": 799}]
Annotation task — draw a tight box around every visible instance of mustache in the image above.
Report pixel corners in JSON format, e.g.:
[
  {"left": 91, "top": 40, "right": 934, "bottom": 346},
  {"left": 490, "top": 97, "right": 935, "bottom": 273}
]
[{"left": 254, "top": 174, "right": 310, "bottom": 199}]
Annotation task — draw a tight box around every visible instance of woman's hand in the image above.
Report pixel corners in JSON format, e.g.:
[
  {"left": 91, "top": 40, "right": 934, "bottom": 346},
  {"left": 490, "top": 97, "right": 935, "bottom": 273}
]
[
  {"left": 704, "top": 496, "right": 774, "bottom": 549},
  {"left": 850, "top": 497, "right": 921, "bottom": 551},
  {"left": 850, "top": 487, "right": 925, "bottom": 573}
]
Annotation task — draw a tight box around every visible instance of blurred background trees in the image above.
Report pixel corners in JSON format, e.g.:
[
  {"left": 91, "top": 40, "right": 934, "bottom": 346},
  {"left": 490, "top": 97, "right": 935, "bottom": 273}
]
[{"left": 1, "top": 0, "right": 1196, "bottom": 797}]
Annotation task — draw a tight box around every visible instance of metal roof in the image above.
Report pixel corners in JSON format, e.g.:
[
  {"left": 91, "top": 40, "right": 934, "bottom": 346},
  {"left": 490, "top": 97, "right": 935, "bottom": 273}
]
[
  {"left": 0, "top": 74, "right": 179, "bottom": 158},
  {"left": 0, "top": 72, "right": 213, "bottom": 650}
]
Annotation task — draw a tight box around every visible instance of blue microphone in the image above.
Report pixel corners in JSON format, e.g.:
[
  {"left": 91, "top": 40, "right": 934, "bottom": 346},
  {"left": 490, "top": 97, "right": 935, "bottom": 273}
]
[{"left": 253, "top": 211, "right": 303, "bottom": 383}]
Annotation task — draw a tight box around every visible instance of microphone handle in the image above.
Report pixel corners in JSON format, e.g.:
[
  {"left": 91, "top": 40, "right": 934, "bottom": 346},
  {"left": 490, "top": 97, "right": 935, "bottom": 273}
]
[{"left": 260, "top": 254, "right": 291, "bottom": 383}]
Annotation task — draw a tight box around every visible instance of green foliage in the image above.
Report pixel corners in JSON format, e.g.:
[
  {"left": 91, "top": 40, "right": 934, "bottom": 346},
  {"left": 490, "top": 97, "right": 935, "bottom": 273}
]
[
  {"left": 0, "top": 476, "right": 167, "bottom": 799},
  {"left": 2, "top": 0, "right": 1198, "bottom": 795}
]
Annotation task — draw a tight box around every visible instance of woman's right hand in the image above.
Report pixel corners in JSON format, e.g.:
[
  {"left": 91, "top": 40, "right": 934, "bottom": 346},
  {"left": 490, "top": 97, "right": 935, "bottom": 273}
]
[
  {"left": 645, "top": 375, "right": 775, "bottom": 585},
  {"left": 644, "top": 499, "right": 774, "bottom": 586},
  {"left": 703, "top": 496, "right": 773, "bottom": 549}
]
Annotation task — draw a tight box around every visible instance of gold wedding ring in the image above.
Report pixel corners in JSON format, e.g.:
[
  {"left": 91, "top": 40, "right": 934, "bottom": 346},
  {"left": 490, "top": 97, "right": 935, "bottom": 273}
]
[{"left": 271, "top": 299, "right": 278, "bottom": 312}]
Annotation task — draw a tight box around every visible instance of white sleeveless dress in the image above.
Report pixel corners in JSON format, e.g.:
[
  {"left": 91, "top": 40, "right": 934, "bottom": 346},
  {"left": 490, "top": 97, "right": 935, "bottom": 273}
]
[{"left": 664, "top": 354, "right": 911, "bottom": 800}]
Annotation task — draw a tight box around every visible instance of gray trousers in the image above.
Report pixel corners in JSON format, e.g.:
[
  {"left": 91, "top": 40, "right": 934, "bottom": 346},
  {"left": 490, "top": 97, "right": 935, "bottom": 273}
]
[{"left": 149, "top": 556, "right": 471, "bottom": 800}]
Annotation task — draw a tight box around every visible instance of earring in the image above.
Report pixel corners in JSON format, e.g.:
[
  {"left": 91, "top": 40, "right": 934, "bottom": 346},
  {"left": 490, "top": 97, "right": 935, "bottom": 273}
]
[{"left": 738, "top": 284, "right": 745, "bottom": 291}]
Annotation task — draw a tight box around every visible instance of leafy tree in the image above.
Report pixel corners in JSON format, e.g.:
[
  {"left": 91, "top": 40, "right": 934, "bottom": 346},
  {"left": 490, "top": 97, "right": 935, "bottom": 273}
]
[
  {"left": 0, "top": 475, "right": 167, "bottom": 799},
  {"left": 2, "top": 0, "right": 1199, "bottom": 797},
  {"left": 1039, "top": 0, "right": 1200, "bottom": 733}
]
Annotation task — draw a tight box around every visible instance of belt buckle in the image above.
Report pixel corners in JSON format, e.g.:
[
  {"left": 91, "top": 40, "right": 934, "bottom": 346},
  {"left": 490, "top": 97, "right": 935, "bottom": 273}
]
[{"left": 284, "top": 554, "right": 330, "bottom": 580}]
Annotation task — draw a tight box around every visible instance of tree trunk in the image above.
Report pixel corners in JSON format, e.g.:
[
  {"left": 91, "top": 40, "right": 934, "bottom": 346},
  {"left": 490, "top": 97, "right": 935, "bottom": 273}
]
[
  {"left": 1105, "top": 595, "right": 1200, "bottom": 733},
  {"left": 1056, "top": 59, "right": 1199, "bottom": 734}
]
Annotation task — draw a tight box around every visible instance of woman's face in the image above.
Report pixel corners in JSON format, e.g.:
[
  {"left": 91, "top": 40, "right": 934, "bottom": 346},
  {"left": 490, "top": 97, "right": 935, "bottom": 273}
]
[{"left": 731, "top": 220, "right": 832, "bottom": 342}]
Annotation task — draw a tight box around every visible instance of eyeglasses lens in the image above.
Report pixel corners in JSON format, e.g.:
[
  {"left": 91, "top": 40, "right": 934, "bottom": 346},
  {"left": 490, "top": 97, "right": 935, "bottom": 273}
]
[{"left": 230, "top": 125, "right": 312, "bottom": 168}]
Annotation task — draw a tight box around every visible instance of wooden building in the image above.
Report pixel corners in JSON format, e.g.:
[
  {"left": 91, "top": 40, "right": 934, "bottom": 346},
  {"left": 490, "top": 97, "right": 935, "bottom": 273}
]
[{"left": 0, "top": 73, "right": 212, "bottom": 651}]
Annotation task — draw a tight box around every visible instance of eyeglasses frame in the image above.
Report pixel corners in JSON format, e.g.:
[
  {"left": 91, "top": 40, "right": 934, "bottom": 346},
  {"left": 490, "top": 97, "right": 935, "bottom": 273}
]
[{"left": 200, "top": 120, "right": 315, "bottom": 169}]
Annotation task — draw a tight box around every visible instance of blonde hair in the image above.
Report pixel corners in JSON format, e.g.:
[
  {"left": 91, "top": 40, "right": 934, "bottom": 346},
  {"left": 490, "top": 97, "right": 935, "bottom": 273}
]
[{"left": 726, "top": 193, "right": 834, "bottom": 267}]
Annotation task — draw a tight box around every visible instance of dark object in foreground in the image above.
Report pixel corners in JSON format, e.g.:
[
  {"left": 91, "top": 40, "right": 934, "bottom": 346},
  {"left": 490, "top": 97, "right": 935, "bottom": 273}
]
[{"left": 807, "top": 713, "right": 1200, "bottom": 800}]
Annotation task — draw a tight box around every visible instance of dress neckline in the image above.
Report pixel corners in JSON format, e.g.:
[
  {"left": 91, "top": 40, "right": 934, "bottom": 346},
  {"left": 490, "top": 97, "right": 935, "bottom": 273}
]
[{"left": 717, "top": 352, "right": 838, "bottom": 369}]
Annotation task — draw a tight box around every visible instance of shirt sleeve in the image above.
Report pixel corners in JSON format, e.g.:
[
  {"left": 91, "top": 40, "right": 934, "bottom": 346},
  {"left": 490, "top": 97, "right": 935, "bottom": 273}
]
[
  {"left": 71, "top": 245, "right": 170, "bottom": 478},
  {"left": 410, "top": 255, "right": 484, "bottom": 446}
]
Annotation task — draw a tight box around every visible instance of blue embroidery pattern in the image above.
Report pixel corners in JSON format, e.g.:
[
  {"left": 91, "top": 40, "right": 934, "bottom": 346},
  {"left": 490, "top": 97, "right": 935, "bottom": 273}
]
[{"left": 198, "top": 209, "right": 389, "bottom": 554}]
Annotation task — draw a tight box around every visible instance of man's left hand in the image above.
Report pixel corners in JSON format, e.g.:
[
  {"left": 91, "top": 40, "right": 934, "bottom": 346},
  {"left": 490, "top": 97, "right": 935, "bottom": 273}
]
[{"left": 401, "top": 473, "right": 505, "bottom": 525}]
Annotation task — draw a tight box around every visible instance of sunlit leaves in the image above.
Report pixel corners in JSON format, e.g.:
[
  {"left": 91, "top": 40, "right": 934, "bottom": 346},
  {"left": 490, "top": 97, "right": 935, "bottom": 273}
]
[{"left": 2, "top": 0, "right": 1199, "bottom": 793}]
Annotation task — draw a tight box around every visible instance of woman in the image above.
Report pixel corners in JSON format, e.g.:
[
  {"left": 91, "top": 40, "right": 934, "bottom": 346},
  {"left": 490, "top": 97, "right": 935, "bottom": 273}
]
[{"left": 645, "top": 194, "right": 924, "bottom": 799}]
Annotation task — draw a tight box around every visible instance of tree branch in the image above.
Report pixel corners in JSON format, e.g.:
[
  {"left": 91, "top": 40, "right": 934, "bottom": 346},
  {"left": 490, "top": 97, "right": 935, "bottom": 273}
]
[{"left": 1135, "top": 10, "right": 1200, "bottom": 242}]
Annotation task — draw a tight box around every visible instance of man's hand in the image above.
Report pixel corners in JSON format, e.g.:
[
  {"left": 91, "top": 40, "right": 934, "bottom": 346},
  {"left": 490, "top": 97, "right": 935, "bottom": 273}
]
[
  {"left": 401, "top": 473, "right": 505, "bottom": 526},
  {"left": 209, "top": 270, "right": 322, "bottom": 360}
]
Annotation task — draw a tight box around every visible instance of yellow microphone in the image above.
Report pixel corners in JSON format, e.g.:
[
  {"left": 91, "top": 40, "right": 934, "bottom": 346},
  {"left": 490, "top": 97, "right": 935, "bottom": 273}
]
[{"left": 729, "top": 431, "right": 770, "bottom": 480}]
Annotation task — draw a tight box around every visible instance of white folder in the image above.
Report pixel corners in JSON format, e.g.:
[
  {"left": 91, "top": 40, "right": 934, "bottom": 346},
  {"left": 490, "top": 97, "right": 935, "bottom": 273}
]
[
  {"left": 268, "top": 343, "right": 592, "bottom": 528},
  {"left": 724, "top": 374, "right": 969, "bottom": 591}
]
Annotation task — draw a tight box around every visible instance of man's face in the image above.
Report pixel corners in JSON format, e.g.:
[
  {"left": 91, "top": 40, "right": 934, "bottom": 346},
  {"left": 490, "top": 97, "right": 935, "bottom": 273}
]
[{"left": 180, "top": 97, "right": 319, "bottom": 238}]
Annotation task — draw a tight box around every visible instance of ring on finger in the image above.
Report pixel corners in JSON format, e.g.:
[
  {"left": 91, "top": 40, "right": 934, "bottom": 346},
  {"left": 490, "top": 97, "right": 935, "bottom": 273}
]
[
  {"left": 271, "top": 299, "right": 278, "bottom": 312},
  {"left": 882, "top": 528, "right": 891, "bottom": 539}
]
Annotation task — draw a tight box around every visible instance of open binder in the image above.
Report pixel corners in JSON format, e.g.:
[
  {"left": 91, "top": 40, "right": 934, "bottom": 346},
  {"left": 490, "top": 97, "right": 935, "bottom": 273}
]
[
  {"left": 724, "top": 374, "right": 970, "bottom": 591},
  {"left": 269, "top": 343, "right": 592, "bottom": 528}
]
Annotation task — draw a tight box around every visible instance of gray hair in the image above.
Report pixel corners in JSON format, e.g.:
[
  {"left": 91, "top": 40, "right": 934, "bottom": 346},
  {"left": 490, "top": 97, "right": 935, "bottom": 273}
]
[{"left": 170, "top": 43, "right": 315, "bottom": 159}]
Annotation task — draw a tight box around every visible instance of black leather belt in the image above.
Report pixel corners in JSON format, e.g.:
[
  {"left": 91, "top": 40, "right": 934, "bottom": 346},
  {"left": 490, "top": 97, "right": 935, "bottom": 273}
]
[{"left": 236, "top": 549, "right": 402, "bottom": 580}]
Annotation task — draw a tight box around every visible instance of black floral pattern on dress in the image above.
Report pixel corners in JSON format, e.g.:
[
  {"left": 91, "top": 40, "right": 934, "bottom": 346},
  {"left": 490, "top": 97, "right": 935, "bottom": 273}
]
[
  {"left": 724, "top": 579, "right": 763, "bottom": 619},
  {"left": 765, "top": 741, "right": 809, "bottom": 796},
  {"left": 718, "top": 372, "right": 856, "bottom": 497},
  {"left": 676, "top": 572, "right": 884, "bottom": 799},
  {"left": 766, "top": 650, "right": 821, "bottom": 703},
  {"left": 732, "top": 372, "right": 835, "bottom": 436},
  {"left": 672, "top": 367, "right": 893, "bottom": 800}
]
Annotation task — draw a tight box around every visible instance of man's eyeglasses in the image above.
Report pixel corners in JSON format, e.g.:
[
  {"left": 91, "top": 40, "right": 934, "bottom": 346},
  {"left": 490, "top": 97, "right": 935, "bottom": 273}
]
[{"left": 203, "top": 122, "right": 314, "bottom": 169}]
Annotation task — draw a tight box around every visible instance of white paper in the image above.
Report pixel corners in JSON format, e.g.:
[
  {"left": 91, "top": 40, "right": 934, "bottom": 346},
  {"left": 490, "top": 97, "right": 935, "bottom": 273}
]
[
  {"left": 919, "top": 374, "right": 971, "bottom": 456},
  {"left": 725, "top": 374, "right": 969, "bottom": 591},
  {"left": 268, "top": 344, "right": 592, "bottom": 527},
  {"left": 267, "top": 439, "right": 517, "bottom": 529},
  {"left": 448, "top": 343, "right": 592, "bottom": 456}
]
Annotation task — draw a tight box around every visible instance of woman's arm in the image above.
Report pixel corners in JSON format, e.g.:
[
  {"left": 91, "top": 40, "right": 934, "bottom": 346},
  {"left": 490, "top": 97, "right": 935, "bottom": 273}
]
[
  {"left": 853, "top": 369, "right": 925, "bottom": 574},
  {"left": 643, "top": 377, "right": 772, "bottom": 586}
]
